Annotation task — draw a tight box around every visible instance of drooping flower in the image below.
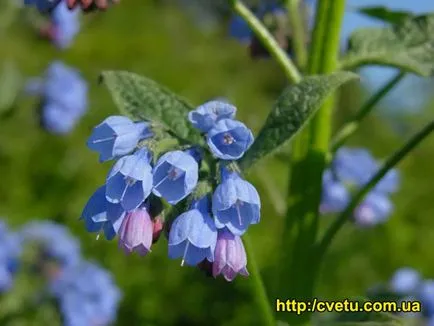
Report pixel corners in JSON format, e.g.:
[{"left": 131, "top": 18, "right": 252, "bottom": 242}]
[
  {"left": 320, "top": 170, "right": 350, "bottom": 214},
  {"left": 49, "top": 261, "right": 122, "bottom": 326},
  {"left": 87, "top": 115, "right": 152, "bottom": 162},
  {"left": 80, "top": 185, "right": 126, "bottom": 240},
  {"left": 50, "top": 1, "right": 81, "bottom": 49},
  {"left": 118, "top": 207, "right": 153, "bottom": 256},
  {"left": 25, "top": 61, "right": 88, "bottom": 135},
  {"left": 188, "top": 101, "right": 236, "bottom": 133},
  {"left": 390, "top": 267, "right": 421, "bottom": 295},
  {"left": 353, "top": 192, "right": 393, "bottom": 227},
  {"left": 212, "top": 170, "right": 260, "bottom": 236},
  {"left": 106, "top": 148, "right": 153, "bottom": 211},
  {"left": 207, "top": 119, "right": 254, "bottom": 160},
  {"left": 152, "top": 150, "right": 199, "bottom": 205},
  {"left": 212, "top": 229, "right": 249, "bottom": 282},
  {"left": 168, "top": 197, "right": 217, "bottom": 266}
]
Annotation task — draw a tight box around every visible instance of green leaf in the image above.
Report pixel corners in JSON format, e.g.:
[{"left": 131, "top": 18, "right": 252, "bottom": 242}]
[
  {"left": 356, "top": 6, "right": 413, "bottom": 25},
  {"left": 99, "top": 71, "right": 203, "bottom": 144},
  {"left": 341, "top": 13, "right": 434, "bottom": 76},
  {"left": 0, "top": 61, "right": 22, "bottom": 116},
  {"left": 238, "top": 71, "right": 359, "bottom": 171}
]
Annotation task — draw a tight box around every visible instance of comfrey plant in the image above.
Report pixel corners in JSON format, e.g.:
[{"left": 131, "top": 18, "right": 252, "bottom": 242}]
[
  {"left": 78, "top": 0, "right": 433, "bottom": 325},
  {"left": 25, "top": 61, "right": 88, "bottom": 134},
  {"left": 0, "top": 219, "right": 121, "bottom": 326},
  {"left": 82, "top": 100, "right": 257, "bottom": 281}
]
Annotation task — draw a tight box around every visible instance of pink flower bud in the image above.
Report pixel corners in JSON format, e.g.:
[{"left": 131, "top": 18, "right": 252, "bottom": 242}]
[
  {"left": 118, "top": 208, "right": 153, "bottom": 256},
  {"left": 152, "top": 216, "right": 164, "bottom": 244}
]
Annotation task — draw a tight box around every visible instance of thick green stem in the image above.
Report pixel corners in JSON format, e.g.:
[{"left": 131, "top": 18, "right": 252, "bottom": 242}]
[
  {"left": 278, "top": 0, "right": 346, "bottom": 324},
  {"left": 285, "top": 0, "right": 308, "bottom": 68},
  {"left": 243, "top": 234, "right": 276, "bottom": 326},
  {"left": 305, "top": 0, "right": 330, "bottom": 74},
  {"left": 231, "top": 0, "right": 302, "bottom": 83},
  {"left": 319, "top": 120, "right": 434, "bottom": 258},
  {"left": 331, "top": 71, "right": 405, "bottom": 152}
]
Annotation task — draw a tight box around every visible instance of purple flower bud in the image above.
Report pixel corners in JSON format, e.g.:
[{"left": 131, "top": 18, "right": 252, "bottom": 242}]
[
  {"left": 168, "top": 197, "right": 217, "bottom": 266},
  {"left": 212, "top": 229, "right": 249, "bottom": 282},
  {"left": 212, "top": 170, "right": 260, "bottom": 236},
  {"left": 106, "top": 148, "right": 153, "bottom": 211},
  {"left": 152, "top": 216, "right": 164, "bottom": 244},
  {"left": 152, "top": 150, "right": 199, "bottom": 205},
  {"left": 118, "top": 208, "right": 153, "bottom": 256},
  {"left": 207, "top": 119, "right": 254, "bottom": 160},
  {"left": 188, "top": 101, "right": 236, "bottom": 133},
  {"left": 87, "top": 115, "right": 152, "bottom": 162}
]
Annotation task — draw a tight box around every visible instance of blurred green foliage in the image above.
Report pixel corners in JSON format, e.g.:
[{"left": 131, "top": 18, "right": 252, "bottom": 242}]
[{"left": 0, "top": 1, "right": 433, "bottom": 325}]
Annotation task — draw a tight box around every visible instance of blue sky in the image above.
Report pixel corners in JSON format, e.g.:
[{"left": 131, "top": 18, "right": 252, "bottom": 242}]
[{"left": 341, "top": 0, "right": 434, "bottom": 113}]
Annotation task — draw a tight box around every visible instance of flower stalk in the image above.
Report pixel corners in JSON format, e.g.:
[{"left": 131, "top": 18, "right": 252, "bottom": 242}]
[{"left": 278, "top": 0, "right": 347, "bottom": 324}]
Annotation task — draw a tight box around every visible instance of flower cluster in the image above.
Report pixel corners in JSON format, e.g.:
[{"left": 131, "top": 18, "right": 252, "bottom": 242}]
[
  {"left": 19, "top": 220, "right": 81, "bottom": 268},
  {"left": 82, "top": 100, "right": 260, "bottom": 281},
  {"left": 25, "top": 61, "right": 88, "bottom": 134},
  {"left": 0, "top": 221, "right": 21, "bottom": 292},
  {"left": 320, "top": 147, "right": 400, "bottom": 227},
  {"left": 368, "top": 267, "right": 434, "bottom": 324},
  {"left": 0, "top": 219, "right": 122, "bottom": 326}
]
